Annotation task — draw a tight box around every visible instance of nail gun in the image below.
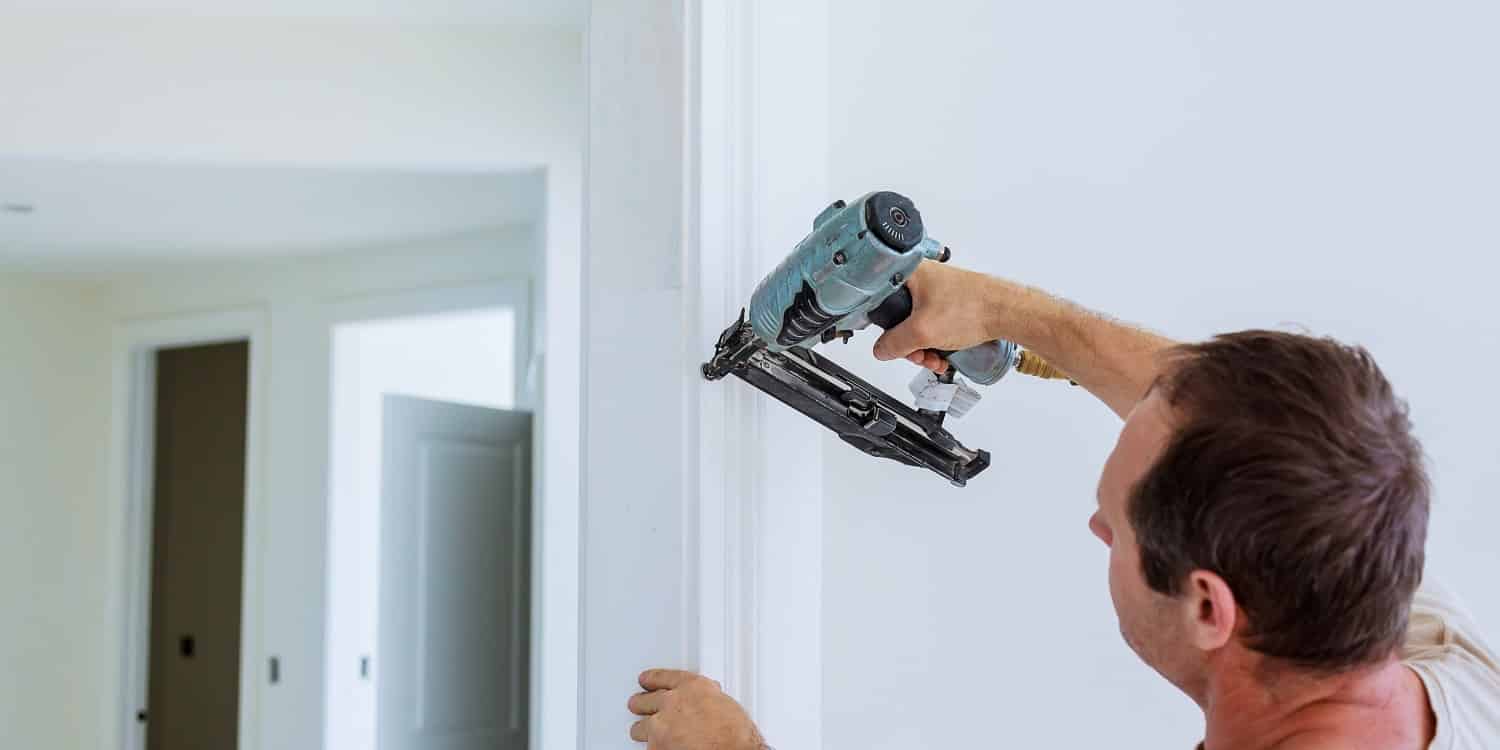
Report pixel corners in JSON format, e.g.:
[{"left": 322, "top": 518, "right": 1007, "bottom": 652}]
[{"left": 702, "top": 191, "right": 1067, "bottom": 487}]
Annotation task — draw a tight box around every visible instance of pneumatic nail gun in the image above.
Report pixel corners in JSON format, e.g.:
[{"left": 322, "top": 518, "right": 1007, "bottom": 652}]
[{"left": 701, "top": 191, "right": 1068, "bottom": 486}]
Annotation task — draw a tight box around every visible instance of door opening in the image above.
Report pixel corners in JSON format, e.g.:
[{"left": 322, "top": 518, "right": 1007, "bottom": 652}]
[
  {"left": 323, "top": 305, "right": 531, "bottom": 750},
  {"left": 143, "top": 340, "right": 251, "bottom": 750}
]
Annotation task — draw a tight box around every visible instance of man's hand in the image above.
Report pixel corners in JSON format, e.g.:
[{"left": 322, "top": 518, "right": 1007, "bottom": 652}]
[
  {"left": 627, "top": 669, "right": 767, "bottom": 750},
  {"left": 872, "top": 260, "right": 1003, "bottom": 372},
  {"left": 871, "top": 259, "right": 1177, "bottom": 419}
]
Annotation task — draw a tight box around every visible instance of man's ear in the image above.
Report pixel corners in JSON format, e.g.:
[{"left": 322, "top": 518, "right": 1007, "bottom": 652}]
[{"left": 1183, "top": 570, "right": 1237, "bottom": 651}]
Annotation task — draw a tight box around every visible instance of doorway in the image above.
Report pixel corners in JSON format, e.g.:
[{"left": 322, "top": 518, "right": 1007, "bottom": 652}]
[
  {"left": 322, "top": 290, "right": 532, "bottom": 750},
  {"left": 143, "top": 340, "right": 251, "bottom": 750}
]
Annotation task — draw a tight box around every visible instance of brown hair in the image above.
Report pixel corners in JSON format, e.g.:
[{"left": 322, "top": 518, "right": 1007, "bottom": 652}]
[{"left": 1129, "top": 330, "right": 1429, "bottom": 670}]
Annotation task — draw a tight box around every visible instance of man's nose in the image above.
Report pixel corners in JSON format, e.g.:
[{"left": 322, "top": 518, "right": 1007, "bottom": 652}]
[{"left": 1088, "top": 511, "right": 1112, "bottom": 546}]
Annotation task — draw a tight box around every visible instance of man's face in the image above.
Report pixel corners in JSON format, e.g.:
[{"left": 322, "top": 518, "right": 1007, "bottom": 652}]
[{"left": 1089, "top": 391, "right": 1202, "bottom": 694}]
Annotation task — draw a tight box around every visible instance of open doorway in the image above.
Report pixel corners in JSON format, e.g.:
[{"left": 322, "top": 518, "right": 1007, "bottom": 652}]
[
  {"left": 116, "top": 312, "right": 267, "bottom": 750},
  {"left": 143, "top": 341, "right": 251, "bottom": 750},
  {"left": 323, "top": 285, "right": 532, "bottom": 750}
]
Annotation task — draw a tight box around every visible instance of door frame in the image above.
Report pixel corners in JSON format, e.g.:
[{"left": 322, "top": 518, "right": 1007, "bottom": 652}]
[
  {"left": 318, "top": 279, "right": 534, "bottom": 749},
  {"left": 105, "top": 307, "right": 269, "bottom": 750},
  {"left": 580, "top": 2, "right": 828, "bottom": 748},
  {"left": 689, "top": 0, "right": 828, "bottom": 744}
]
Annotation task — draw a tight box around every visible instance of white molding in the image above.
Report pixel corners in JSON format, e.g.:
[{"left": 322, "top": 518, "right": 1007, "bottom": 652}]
[
  {"left": 104, "top": 306, "right": 269, "bottom": 750},
  {"left": 582, "top": 2, "right": 827, "bottom": 747},
  {"left": 690, "top": 1, "right": 828, "bottom": 747},
  {"left": 690, "top": 0, "right": 759, "bottom": 700}
]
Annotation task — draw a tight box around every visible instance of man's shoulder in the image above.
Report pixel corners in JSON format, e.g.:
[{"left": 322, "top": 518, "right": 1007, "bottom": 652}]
[{"left": 1405, "top": 580, "right": 1500, "bottom": 675}]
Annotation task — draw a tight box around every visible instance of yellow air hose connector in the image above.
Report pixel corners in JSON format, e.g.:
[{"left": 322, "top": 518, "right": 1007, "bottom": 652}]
[{"left": 1015, "top": 349, "right": 1074, "bottom": 383}]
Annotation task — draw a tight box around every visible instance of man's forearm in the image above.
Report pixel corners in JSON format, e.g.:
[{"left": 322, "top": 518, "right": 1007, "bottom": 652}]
[{"left": 980, "top": 277, "right": 1177, "bottom": 419}]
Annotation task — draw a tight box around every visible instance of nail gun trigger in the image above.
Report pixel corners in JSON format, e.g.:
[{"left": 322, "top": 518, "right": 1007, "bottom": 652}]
[{"left": 820, "top": 328, "right": 855, "bottom": 345}]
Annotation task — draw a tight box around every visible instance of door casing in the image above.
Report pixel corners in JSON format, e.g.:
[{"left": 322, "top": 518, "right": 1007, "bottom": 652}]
[{"left": 107, "top": 308, "right": 269, "bottom": 750}]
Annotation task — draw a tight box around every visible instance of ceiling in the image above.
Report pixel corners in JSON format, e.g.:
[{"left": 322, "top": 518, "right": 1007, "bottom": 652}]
[
  {"left": 0, "top": 158, "right": 544, "bottom": 267},
  {"left": 0, "top": 0, "right": 586, "bottom": 26}
]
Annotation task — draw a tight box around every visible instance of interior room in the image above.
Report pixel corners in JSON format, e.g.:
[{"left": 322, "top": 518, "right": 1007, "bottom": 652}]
[{"left": 0, "top": 4, "right": 581, "bottom": 749}]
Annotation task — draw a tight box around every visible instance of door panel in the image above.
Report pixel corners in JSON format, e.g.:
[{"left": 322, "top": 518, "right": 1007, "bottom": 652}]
[{"left": 378, "top": 396, "right": 531, "bottom": 750}]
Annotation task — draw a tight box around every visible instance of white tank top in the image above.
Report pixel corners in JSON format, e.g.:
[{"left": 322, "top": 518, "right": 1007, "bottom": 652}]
[{"left": 1402, "top": 581, "right": 1500, "bottom": 749}]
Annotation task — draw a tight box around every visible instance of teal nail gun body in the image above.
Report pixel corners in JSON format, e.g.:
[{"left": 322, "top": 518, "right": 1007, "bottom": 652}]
[{"left": 702, "top": 191, "right": 1030, "bottom": 486}]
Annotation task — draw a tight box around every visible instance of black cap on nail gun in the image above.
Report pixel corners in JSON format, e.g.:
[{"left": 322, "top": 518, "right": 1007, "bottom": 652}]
[{"left": 865, "top": 191, "right": 923, "bottom": 252}]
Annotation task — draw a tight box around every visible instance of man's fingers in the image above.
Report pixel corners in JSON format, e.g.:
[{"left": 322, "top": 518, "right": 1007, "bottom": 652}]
[
  {"left": 627, "top": 690, "right": 665, "bottom": 716},
  {"left": 873, "top": 321, "right": 925, "bottom": 362},
  {"left": 629, "top": 717, "right": 653, "bottom": 743},
  {"left": 906, "top": 350, "right": 949, "bottom": 374},
  {"left": 639, "top": 668, "right": 695, "bottom": 691},
  {"left": 923, "top": 351, "right": 949, "bottom": 374}
]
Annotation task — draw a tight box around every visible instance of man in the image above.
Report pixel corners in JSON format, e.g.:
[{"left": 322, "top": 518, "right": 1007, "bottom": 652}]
[{"left": 627, "top": 261, "right": 1500, "bottom": 749}]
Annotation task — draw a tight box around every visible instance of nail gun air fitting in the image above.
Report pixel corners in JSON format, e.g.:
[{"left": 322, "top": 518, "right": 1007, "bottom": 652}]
[{"left": 702, "top": 191, "right": 1068, "bottom": 486}]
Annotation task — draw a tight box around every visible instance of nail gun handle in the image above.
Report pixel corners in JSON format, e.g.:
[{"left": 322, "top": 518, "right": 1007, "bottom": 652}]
[
  {"left": 867, "top": 287, "right": 952, "bottom": 356},
  {"left": 867, "top": 287, "right": 1016, "bottom": 385}
]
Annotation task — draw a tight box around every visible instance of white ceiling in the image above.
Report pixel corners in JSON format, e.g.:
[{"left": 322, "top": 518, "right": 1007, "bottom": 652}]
[
  {"left": 0, "top": 158, "right": 544, "bottom": 267},
  {"left": 0, "top": 0, "right": 586, "bottom": 26}
]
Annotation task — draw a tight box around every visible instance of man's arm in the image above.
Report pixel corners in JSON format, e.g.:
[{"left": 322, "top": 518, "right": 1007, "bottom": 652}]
[
  {"left": 626, "top": 264, "right": 1173, "bottom": 747},
  {"left": 871, "top": 260, "right": 1178, "bottom": 419}
]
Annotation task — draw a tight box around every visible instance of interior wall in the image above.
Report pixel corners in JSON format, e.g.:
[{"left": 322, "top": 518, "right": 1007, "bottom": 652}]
[
  {"left": 0, "top": 280, "right": 110, "bottom": 750},
  {"left": 821, "top": 2, "right": 1500, "bottom": 749},
  {"left": 579, "top": 2, "right": 691, "bottom": 747}
]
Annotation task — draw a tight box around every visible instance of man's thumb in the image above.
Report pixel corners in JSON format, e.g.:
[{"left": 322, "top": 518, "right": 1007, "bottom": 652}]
[{"left": 873, "top": 322, "right": 923, "bottom": 362}]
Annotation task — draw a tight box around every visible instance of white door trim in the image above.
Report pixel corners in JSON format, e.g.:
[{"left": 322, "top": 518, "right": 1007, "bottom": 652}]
[
  {"left": 104, "top": 306, "right": 270, "bottom": 750},
  {"left": 580, "top": 1, "right": 828, "bottom": 747},
  {"left": 689, "top": 2, "right": 829, "bottom": 746},
  {"left": 687, "top": 0, "right": 758, "bottom": 702}
]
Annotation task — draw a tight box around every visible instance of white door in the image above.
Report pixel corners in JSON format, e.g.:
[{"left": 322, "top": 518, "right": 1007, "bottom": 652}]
[{"left": 377, "top": 395, "right": 531, "bottom": 750}]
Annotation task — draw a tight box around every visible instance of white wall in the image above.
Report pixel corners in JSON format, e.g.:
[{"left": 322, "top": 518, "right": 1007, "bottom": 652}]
[
  {"left": 821, "top": 2, "right": 1500, "bottom": 749},
  {"left": 579, "top": 2, "right": 693, "bottom": 748},
  {"left": 0, "top": 280, "right": 110, "bottom": 750}
]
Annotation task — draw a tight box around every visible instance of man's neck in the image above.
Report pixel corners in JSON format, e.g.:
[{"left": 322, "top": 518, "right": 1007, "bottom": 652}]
[{"left": 1198, "top": 650, "right": 1431, "bottom": 750}]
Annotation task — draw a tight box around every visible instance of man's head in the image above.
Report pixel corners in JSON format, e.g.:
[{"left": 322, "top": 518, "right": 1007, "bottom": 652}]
[{"left": 1088, "top": 330, "right": 1429, "bottom": 695}]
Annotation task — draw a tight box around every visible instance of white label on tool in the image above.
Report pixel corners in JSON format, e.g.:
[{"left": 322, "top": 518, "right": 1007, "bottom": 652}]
[
  {"left": 946, "top": 378, "right": 983, "bottom": 419},
  {"left": 909, "top": 370, "right": 960, "bottom": 411}
]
